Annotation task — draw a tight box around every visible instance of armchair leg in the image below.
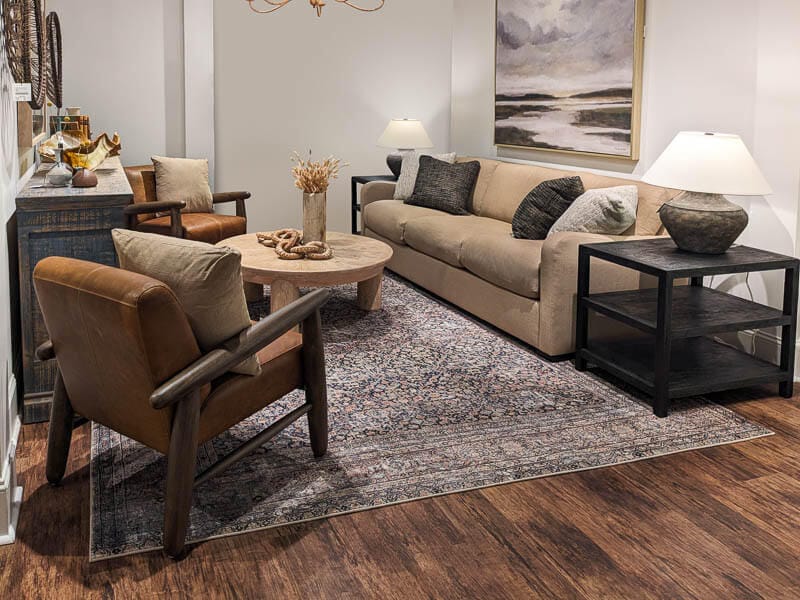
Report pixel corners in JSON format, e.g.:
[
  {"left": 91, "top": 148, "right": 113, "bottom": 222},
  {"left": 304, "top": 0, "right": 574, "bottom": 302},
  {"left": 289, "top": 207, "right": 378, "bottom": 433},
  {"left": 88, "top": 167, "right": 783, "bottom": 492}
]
[
  {"left": 46, "top": 370, "right": 74, "bottom": 485},
  {"left": 303, "top": 310, "right": 328, "bottom": 458},
  {"left": 163, "top": 391, "right": 202, "bottom": 559}
]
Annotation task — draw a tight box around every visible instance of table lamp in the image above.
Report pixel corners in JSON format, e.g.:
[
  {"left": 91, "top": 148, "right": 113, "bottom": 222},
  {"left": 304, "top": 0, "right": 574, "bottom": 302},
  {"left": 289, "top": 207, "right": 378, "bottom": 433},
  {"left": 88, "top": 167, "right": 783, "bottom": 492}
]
[
  {"left": 642, "top": 131, "right": 772, "bottom": 254},
  {"left": 377, "top": 119, "right": 433, "bottom": 177}
]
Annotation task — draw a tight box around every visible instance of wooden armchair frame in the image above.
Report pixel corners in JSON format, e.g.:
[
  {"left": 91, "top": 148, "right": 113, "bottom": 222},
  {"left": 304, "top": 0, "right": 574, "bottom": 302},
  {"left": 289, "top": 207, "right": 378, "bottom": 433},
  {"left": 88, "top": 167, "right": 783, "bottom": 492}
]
[
  {"left": 38, "top": 288, "right": 330, "bottom": 558},
  {"left": 122, "top": 192, "right": 251, "bottom": 240}
]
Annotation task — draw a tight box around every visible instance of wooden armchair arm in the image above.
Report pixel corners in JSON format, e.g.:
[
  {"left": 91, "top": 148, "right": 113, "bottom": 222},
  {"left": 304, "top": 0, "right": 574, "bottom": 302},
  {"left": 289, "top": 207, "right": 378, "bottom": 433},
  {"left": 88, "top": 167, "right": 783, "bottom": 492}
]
[
  {"left": 36, "top": 339, "right": 55, "bottom": 361},
  {"left": 213, "top": 191, "right": 250, "bottom": 219},
  {"left": 149, "top": 288, "right": 331, "bottom": 409},
  {"left": 124, "top": 201, "right": 185, "bottom": 237},
  {"left": 123, "top": 200, "right": 186, "bottom": 215}
]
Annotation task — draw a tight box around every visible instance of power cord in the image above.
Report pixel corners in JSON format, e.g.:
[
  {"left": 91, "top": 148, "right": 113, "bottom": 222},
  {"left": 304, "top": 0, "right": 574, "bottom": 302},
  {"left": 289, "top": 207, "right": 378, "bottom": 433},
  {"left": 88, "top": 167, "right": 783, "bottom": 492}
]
[{"left": 709, "top": 273, "right": 756, "bottom": 355}]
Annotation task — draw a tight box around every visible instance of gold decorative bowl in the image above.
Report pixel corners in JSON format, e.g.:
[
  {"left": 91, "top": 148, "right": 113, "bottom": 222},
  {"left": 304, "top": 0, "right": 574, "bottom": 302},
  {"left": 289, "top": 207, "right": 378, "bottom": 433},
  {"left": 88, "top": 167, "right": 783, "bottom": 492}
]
[{"left": 39, "top": 132, "right": 122, "bottom": 170}]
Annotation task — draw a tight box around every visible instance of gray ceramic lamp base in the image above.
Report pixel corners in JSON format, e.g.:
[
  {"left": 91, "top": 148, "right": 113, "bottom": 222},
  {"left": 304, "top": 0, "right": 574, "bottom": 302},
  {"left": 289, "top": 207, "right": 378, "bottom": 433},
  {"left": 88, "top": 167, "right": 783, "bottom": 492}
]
[
  {"left": 386, "top": 149, "right": 414, "bottom": 178},
  {"left": 386, "top": 153, "right": 403, "bottom": 178},
  {"left": 659, "top": 191, "right": 748, "bottom": 254}
]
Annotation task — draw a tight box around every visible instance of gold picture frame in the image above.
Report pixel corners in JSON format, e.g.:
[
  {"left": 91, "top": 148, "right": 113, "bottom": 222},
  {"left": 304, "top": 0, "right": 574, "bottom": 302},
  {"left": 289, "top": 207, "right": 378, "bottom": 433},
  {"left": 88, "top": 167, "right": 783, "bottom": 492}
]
[{"left": 494, "top": 0, "right": 645, "bottom": 161}]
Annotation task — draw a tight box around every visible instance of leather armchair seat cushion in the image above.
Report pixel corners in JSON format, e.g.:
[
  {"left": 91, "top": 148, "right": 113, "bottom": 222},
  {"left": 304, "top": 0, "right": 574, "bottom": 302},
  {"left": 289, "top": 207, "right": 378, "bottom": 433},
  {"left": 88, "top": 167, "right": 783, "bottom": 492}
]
[
  {"left": 461, "top": 234, "right": 543, "bottom": 299},
  {"left": 112, "top": 229, "right": 260, "bottom": 376},
  {"left": 362, "top": 200, "right": 447, "bottom": 245},
  {"left": 137, "top": 213, "right": 246, "bottom": 244},
  {"left": 403, "top": 215, "right": 512, "bottom": 268},
  {"left": 199, "top": 332, "right": 303, "bottom": 444}
]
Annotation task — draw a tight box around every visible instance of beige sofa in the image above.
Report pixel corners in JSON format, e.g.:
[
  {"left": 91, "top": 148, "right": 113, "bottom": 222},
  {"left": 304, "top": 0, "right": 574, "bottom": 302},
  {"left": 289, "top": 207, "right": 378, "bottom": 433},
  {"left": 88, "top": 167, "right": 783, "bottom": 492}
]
[{"left": 361, "top": 157, "right": 681, "bottom": 358}]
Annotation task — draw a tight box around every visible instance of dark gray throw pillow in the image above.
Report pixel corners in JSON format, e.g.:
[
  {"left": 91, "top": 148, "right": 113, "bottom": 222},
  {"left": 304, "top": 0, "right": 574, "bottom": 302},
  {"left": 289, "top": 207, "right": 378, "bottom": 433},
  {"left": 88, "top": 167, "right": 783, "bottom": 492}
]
[
  {"left": 512, "top": 176, "right": 585, "bottom": 239},
  {"left": 405, "top": 156, "right": 481, "bottom": 215}
]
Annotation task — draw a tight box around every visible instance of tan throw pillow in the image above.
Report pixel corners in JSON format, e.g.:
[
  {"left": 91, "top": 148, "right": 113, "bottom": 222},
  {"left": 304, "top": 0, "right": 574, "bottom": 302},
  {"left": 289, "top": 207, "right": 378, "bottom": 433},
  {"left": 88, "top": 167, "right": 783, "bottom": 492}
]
[
  {"left": 112, "top": 229, "right": 260, "bottom": 376},
  {"left": 151, "top": 155, "right": 213, "bottom": 216}
]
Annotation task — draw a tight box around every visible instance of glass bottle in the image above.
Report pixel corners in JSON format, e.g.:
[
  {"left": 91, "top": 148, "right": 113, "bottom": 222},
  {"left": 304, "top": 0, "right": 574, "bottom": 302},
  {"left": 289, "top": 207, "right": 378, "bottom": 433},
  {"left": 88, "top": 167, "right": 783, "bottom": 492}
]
[{"left": 47, "top": 142, "right": 73, "bottom": 187}]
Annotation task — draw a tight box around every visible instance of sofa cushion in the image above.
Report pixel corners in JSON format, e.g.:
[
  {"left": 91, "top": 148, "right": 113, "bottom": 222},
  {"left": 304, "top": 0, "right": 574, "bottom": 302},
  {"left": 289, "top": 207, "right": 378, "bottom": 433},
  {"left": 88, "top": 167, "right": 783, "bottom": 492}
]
[
  {"left": 461, "top": 234, "right": 543, "bottom": 299},
  {"left": 476, "top": 161, "right": 577, "bottom": 223},
  {"left": 470, "top": 158, "right": 679, "bottom": 235},
  {"left": 456, "top": 156, "right": 501, "bottom": 212},
  {"left": 362, "top": 200, "right": 447, "bottom": 245},
  {"left": 403, "top": 215, "right": 511, "bottom": 267},
  {"left": 406, "top": 157, "right": 481, "bottom": 215}
]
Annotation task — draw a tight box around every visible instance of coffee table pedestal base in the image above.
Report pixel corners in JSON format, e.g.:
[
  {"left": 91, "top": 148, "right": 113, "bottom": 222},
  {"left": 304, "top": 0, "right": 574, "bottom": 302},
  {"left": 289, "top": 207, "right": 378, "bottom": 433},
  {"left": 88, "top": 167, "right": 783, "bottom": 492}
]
[
  {"left": 357, "top": 273, "right": 383, "bottom": 311},
  {"left": 244, "top": 282, "right": 264, "bottom": 302}
]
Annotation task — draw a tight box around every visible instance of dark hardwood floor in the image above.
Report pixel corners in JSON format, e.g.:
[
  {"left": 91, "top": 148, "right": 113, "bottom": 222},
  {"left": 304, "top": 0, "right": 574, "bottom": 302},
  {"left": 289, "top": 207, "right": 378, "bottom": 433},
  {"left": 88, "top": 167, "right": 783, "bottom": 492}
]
[{"left": 2, "top": 386, "right": 800, "bottom": 599}]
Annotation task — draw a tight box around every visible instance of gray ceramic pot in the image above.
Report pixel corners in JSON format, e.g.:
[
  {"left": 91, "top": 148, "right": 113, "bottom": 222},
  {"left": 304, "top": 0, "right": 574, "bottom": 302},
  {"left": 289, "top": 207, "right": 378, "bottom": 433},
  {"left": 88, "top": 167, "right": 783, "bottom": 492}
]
[{"left": 659, "top": 192, "right": 748, "bottom": 254}]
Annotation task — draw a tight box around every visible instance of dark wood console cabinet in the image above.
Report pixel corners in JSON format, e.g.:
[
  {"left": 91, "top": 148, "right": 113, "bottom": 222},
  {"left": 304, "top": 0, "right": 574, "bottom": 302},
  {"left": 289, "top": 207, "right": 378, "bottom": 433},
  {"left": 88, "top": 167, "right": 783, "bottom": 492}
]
[{"left": 16, "top": 157, "right": 133, "bottom": 423}]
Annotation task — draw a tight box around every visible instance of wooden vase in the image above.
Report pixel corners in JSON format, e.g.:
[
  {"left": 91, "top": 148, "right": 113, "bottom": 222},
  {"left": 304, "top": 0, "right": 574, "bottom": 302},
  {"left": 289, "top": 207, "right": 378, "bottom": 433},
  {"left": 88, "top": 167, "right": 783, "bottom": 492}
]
[{"left": 302, "top": 192, "right": 327, "bottom": 243}]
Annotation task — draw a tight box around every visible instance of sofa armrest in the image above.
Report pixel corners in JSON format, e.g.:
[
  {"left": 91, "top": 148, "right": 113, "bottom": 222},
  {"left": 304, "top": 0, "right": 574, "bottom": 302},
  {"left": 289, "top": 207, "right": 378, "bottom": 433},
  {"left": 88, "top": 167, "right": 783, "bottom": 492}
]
[
  {"left": 538, "top": 231, "right": 665, "bottom": 357},
  {"left": 360, "top": 181, "right": 396, "bottom": 211}
]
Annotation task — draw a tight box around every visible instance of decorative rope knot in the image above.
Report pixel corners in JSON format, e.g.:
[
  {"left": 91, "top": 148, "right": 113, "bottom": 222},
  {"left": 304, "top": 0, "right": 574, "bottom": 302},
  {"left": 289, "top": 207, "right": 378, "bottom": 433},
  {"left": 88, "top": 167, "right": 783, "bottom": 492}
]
[{"left": 256, "top": 229, "right": 334, "bottom": 260}]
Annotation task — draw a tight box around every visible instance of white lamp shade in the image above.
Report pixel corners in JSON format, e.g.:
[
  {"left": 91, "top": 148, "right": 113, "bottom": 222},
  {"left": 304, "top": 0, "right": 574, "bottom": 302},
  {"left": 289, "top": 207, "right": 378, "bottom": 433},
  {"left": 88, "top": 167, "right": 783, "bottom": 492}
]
[
  {"left": 377, "top": 119, "right": 433, "bottom": 150},
  {"left": 642, "top": 132, "right": 772, "bottom": 196}
]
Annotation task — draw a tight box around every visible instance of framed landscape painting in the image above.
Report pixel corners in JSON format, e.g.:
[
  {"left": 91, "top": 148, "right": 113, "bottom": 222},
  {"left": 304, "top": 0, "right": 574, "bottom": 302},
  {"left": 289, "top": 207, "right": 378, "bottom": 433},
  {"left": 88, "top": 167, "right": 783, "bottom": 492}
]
[{"left": 495, "top": 0, "right": 645, "bottom": 159}]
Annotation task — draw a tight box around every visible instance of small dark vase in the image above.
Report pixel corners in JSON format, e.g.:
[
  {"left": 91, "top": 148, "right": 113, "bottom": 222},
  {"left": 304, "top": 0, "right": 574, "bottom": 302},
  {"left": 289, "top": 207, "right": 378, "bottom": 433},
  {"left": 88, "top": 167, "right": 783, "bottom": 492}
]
[
  {"left": 659, "top": 192, "right": 748, "bottom": 254},
  {"left": 72, "top": 168, "right": 98, "bottom": 188}
]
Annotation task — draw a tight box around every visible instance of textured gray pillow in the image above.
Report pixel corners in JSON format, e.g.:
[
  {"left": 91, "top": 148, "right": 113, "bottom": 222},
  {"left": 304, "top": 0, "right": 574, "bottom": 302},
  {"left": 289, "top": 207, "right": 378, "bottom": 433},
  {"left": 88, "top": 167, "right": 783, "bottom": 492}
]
[
  {"left": 512, "top": 176, "right": 585, "bottom": 240},
  {"left": 549, "top": 185, "right": 639, "bottom": 235},
  {"left": 405, "top": 156, "right": 481, "bottom": 215},
  {"left": 394, "top": 151, "right": 457, "bottom": 200}
]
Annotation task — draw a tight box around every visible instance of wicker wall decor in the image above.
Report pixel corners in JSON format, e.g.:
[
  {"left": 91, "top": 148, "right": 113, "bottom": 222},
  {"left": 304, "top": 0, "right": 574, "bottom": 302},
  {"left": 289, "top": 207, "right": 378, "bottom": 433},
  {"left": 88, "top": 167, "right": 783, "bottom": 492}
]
[
  {"left": 1, "top": 0, "right": 46, "bottom": 108},
  {"left": 2, "top": 0, "right": 27, "bottom": 84},
  {"left": 45, "top": 10, "right": 59, "bottom": 107}
]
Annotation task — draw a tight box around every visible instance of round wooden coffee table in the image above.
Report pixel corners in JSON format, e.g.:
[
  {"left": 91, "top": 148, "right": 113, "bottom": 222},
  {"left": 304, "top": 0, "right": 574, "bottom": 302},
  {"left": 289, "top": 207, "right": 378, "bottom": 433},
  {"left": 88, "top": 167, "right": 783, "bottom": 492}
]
[{"left": 218, "top": 232, "right": 394, "bottom": 313}]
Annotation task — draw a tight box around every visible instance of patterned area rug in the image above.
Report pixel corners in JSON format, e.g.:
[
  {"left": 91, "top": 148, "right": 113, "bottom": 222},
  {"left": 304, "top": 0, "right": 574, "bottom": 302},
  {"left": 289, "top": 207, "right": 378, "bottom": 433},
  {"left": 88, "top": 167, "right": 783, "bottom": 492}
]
[{"left": 90, "top": 275, "right": 772, "bottom": 560}]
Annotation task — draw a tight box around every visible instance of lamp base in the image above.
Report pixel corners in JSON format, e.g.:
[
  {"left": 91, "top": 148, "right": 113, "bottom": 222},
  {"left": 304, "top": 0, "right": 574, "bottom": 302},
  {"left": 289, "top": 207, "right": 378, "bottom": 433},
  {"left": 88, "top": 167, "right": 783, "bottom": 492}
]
[
  {"left": 659, "top": 191, "right": 748, "bottom": 254},
  {"left": 386, "top": 152, "right": 403, "bottom": 178}
]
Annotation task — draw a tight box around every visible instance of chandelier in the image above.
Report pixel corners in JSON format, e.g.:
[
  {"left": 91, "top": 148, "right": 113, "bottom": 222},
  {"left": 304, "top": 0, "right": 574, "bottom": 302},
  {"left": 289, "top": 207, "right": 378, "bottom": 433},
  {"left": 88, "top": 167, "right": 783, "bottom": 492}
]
[{"left": 247, "top": 0, "right": 384, "bottom": 17}]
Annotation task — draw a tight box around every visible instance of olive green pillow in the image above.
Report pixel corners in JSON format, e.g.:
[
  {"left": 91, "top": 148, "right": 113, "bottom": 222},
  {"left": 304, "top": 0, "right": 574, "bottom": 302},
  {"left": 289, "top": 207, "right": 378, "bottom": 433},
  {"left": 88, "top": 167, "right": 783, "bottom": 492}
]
[{"left": 112, "top": 229, "right": 260, "bottom": 376}]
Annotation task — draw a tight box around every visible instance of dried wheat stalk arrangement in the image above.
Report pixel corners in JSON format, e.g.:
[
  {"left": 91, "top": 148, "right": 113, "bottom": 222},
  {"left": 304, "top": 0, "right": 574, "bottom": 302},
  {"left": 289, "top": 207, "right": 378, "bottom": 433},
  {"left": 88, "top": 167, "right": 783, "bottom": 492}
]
[{"left": 291, "top": 150, "right": 347, "bottom": 194}]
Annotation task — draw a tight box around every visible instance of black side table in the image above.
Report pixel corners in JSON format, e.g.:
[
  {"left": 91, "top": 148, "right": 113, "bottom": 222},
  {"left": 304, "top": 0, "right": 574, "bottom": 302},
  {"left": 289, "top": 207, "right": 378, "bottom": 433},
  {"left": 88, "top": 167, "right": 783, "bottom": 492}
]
[
  {"left": 351, "top": 175, "right": 397, "bottom": 234},
  {"left": 575, "top": 238, "right": 799, "bottom": 417}
]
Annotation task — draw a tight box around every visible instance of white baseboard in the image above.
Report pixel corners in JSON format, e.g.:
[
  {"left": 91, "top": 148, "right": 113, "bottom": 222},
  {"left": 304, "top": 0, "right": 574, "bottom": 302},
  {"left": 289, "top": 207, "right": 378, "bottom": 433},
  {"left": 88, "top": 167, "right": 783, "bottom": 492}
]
[
  {"left": 0, "top": 486, "right": 22, "bottom": 545},
  {"left": 714, "top": 329, "right": 800, "bottom": 382},
  {"left": 0, "top": 375, "right": 22, "bottom": 545}
]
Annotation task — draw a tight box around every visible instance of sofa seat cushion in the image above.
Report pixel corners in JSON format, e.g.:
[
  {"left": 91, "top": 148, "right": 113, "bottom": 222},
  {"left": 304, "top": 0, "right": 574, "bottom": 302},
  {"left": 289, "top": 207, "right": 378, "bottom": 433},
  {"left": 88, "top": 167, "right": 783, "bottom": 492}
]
[
  {"left": 362, "top": 200, "right": 447, "bottom": 244},
  {"left": 461, "top": 234, "right": 543, "bottom": 299},
  {"left": 403, "top": 215, "right": 512, "bottom": 268}
]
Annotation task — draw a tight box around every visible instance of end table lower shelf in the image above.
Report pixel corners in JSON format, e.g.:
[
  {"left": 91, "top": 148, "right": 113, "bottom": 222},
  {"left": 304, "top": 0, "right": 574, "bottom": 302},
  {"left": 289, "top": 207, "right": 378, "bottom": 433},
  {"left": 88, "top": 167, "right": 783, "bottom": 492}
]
[{"left": 581, "top": 337, "right": 790, "bottom": 399}]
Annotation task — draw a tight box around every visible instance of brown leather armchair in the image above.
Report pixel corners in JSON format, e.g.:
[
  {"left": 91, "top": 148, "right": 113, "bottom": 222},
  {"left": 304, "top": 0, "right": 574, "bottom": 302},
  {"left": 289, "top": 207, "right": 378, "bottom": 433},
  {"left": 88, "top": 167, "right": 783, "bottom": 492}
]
[
  {"left": 34, "top": 256, "right": 329, "bottom": 559},
  {"left": 123, "top": 165, "right": 250, "bottom": 244}
]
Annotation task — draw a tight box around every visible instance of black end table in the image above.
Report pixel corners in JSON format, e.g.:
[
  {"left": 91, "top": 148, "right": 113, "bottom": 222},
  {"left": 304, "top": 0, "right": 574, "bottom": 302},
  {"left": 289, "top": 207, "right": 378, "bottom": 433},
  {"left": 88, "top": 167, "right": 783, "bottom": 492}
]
[
  {"left": 351, "top": 175, "right": 397, "bottom": 234},
  {"left": 575, "top": 238, "right": 799, "bottom": 417}
]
